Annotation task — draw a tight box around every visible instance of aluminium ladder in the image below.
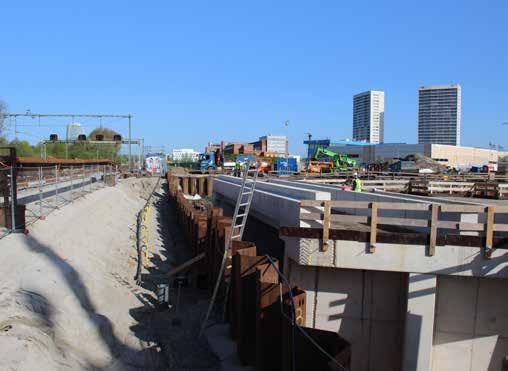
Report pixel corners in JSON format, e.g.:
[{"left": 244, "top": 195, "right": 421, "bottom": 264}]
[{"left": 200, "top": 164, "right": 259, "bottom": 335}]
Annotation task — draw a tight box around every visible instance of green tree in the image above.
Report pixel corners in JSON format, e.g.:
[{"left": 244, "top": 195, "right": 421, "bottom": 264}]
[
  {"left": 9, "top": 139, "right": 35, "bottom": 156},
  {"left": 35, "top": 127, "right": 122, "bottom": 161}
]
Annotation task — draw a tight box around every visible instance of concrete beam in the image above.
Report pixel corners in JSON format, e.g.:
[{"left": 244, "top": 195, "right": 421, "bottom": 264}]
[
  {"left": 284, "top": 237, "right": 508, "bottom": 278},
  {"left": 213, "top": 177, "right": 330, "bottom": 228}
]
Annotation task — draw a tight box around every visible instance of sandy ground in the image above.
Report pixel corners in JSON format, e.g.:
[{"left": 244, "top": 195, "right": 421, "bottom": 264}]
[{"left": 0, "top": 177, "right": 166, "bottom": 371}]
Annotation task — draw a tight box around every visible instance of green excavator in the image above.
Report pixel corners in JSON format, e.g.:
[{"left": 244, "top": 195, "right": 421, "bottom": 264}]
[{"left": 312, "top": 147, "right": 357, "bottom": 171}]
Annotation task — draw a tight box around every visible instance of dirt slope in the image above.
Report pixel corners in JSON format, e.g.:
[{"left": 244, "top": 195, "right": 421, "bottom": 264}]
[{"left": 0, "top": 177, "right": 165, "bottom": 371}]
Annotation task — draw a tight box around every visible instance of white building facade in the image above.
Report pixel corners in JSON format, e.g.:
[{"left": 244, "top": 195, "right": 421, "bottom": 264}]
[
  {"left": 418, "top": 84, "right": 461, "bottom": 145},
  {"left": 265, "top": 135, "right": 288, "bottom": 154},
  {"left": 327, "top": 142, "right": 507, "bottom": 169},
  {"left": 353, "top": 90, "right": 385, "bottom": 144},
  {"left": 66, "top": 122, "right": 84, "bottom": 140},
  {"left": 171, "top": 148, "right": 199, "bottom": 162}
]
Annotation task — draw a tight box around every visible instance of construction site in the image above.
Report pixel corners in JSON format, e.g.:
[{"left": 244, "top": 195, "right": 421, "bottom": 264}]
[
  {"left": 4, "top": 1, "right": 508, "bottom": 368},
  {"left": 0, "top": 135, "right": 508, "bottom": 371}
]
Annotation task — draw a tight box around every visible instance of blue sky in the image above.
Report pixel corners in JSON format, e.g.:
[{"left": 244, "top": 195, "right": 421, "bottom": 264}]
[{"left": 1, "top": 1, "right": 507, "bottom": 155}]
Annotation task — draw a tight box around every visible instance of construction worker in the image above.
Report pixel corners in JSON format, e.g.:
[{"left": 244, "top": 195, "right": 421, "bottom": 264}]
[
  {"left": 234, "top": 161, "right": 242, "bottom": 177},
  {"left": 352, "top": 172, "right": 362, "bottom": 192}
]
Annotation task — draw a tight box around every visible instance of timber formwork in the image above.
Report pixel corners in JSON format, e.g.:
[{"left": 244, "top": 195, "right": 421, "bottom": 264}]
[{"left": 167, "top": 172, "right": 351, "bottom": 370}]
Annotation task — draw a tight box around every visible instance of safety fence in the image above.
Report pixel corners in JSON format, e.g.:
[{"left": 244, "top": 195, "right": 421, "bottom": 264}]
[
  {"left": 166, "top": 172, "right": 352, "bottom": 371},
  {"left": 299, "top": 200, "right": 508, "bottom": 256},
  {"left": 302, "top": 170, "right": 508, "bottom": 182},
  {"left": 300, "top": 177, "right": 508, "bottom": 198},
  {"left": 0, "top": 164, "right": 117, "bottom": 237}
]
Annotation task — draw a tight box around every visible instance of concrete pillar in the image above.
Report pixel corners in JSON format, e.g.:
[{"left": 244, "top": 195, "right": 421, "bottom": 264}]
[{"left": 403, "top": 273, "right": 437, "bottom": 371}]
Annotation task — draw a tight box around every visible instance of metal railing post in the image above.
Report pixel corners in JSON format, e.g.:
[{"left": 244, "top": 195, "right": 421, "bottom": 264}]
[
  {"left": 82, "top": 164, "right": 85, "bottom": 195},
  {"left": 89, "top": 165, "right": 92, "bottom": 192},
  {"left": 38, "top": 166, "right": 43, "bottom": 218},
  {"left": 9, "top": 167, "right": 16, "bottom": 231},
  {"left": 70, "top": 166, "right": 74, "bottom": 202},
  {"left": 54, "top": 165, "right": 59, "bottom": 208}
]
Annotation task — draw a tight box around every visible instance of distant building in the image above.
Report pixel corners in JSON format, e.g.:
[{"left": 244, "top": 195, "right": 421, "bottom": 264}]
[
  {"left": 418, "top": 84, "right": 461, "bottom": 145},
  {"left": 171, "top": 148, "right": 199, "bottom": 162},
  {"left": 209, "top": 135, "right": 288, "bottom": 157},
  {"left": 250, "top": 135, "right": 288, "bottom": 156},
  {"left": 205, "top": 141, "right": 229, "bottom": 153},
  {"left": 223, "top": 143, "right": 255, "bottom": 156},
  {"left": 66, "top": 122, "right": 84, "bottom": 141},
  {"left": 304, "top": 138, "right": 508, "bottom": 169},
  {"left": 353, "top": 90, "right": 385, "bottom": 144}
]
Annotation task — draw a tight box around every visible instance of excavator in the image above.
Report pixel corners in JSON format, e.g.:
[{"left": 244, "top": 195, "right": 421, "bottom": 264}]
[{"left": 307, "top": 147, "right": 357, "bottom": 173}]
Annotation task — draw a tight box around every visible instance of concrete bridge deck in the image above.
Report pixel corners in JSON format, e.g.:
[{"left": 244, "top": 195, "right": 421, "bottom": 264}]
[{"left": 213, "top": 174, "right": 508, "bottom": 371}]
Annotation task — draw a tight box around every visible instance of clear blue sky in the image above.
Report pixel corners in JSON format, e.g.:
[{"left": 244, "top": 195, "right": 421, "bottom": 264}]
[{"left": 1, "top": 1, "right": 507, "bottom": 155}]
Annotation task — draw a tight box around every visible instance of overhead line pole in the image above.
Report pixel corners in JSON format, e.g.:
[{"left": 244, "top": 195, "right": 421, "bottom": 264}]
[
  {"left": 1, "top": 111, "right": 134, "bottom": 170},
  {"left": 128, "top": 114, "right": 132, "bottom": 171},
  {"left": 1, "top": 113, "right": 131, "bottom": 119}
]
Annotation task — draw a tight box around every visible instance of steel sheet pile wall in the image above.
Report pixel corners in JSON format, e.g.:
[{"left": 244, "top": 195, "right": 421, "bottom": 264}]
[{"left": 167, "top": 172, "right": 351, "bottom": 371}]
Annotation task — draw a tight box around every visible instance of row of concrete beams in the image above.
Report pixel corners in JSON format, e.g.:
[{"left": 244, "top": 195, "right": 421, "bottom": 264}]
[{"left": 214, "top": 175, "right": 508, "bottom": 279}]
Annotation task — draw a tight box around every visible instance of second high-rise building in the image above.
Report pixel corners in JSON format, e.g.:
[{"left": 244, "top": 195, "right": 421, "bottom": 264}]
[
  {"left": 418, "top": 84, "right": 461, "bottom": 145},
  {"left": 352, "top": 90, "right": 385, "bottom": 144}
]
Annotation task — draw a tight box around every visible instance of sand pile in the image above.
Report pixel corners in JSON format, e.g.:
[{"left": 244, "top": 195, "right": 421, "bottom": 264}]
[{"left": 0, "top": 177, "right": 165, "bottom": 371}]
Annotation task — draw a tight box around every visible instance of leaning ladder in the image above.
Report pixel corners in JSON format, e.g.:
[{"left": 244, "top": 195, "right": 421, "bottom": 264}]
[{"left": 200, "top": 164, "right": 259, "bottom": 335}]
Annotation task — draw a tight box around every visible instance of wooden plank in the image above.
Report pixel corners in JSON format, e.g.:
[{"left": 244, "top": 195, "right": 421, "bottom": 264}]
[
  {"left": 438, "top": 220, "right": 485, "bottom": 231},
  {"left": 428, "top": 204, "right": 439, "bottom": 256},
  {"left": 321, "top": 201, "right": 331, "bottom": 251},
  {"left": 377, "top": 202, "right": 431, "bottom": 211},
  {"left": 300, "top": 200, "right": 325, "bottom": 207},
  {"left": 377, "top": 217, "right": 429, "bottom": 228},
  {"left": 440, "top": 204, "right": 486, "bottom": 213},
  {"left": 306, "top": 200, "right": 433, "bottom": 211},
  {"left": 301, "top": 213, "right": 370, "bottom": 224},
  {"left": 486, "top": 206, "right": 495, "bottom": 249},
  {"left": 300, "top": 213, "right": 324, "bottom": 221},
  {"left": 278, "top": 226, "right": 507, "bottom": 248},
  {"left": 167, "top": 252, "right": 206, "bottom": 277},
  {"left": 494, "top": 224, "right": 508, "bottom": 232},
  {"left": 331, "top": 215, "right": 369, "bottom": 224},
  {"left": 369, "top": 202, "right": 378, "bottom": 253},
  {"left": 328, "top": 201, "right": 371, "bottom": 209}
]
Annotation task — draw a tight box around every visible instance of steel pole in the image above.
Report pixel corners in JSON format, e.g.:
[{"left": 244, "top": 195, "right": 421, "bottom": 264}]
[
  {"left": 70, "top": 166, "right": 74, "bottom": 201},
  {"left": 82, "top": 165, "right": 85, "bottom": 195},
  {"left": 128, "top": 114, "right": 132, "bottom": 172},
  {"left": 38, "top": 167, "right": 43, "bottom": 218},
  {"left": 54, "top": 165, "right": 59, "bottom": 207},
  {"left": 9, "top": 167, "right": 16, "bottom": 231}
]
